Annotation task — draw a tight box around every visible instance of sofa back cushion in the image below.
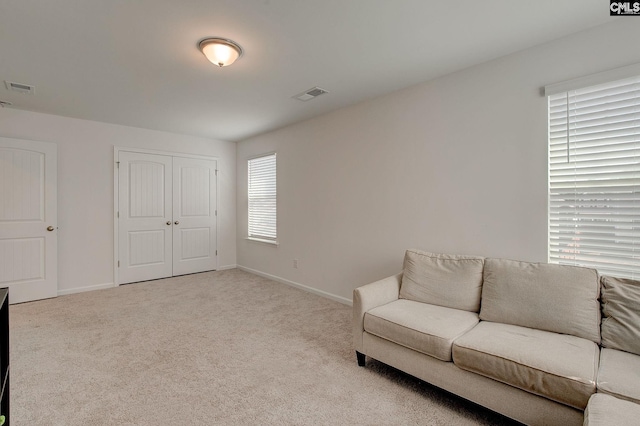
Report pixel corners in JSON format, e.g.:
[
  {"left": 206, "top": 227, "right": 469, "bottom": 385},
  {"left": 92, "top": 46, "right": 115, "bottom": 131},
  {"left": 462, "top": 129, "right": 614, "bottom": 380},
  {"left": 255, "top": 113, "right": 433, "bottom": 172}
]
[
  {"left": 601, "top": 276, "right": 640, "bottom": 355},
  {"left": 479, "top": 258, "right": 601, "bottom": 343},
  {"left": 399, "top": 250, "right": 484, "bottom": 312}
]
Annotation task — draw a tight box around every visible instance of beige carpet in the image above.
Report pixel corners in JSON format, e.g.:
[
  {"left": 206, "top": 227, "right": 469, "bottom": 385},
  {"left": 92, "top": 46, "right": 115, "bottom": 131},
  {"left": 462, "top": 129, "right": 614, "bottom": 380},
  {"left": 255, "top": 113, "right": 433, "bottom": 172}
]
[{"left": 10, "top": 269, "right": 518, "bottom": 425}]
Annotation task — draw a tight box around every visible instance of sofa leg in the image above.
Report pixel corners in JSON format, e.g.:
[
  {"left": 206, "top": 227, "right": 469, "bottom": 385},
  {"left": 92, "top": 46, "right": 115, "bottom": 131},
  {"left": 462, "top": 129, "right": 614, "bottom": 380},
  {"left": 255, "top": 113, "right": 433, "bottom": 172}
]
[{"left": 356, "top": 351, "right": 366, "bottom": 367}]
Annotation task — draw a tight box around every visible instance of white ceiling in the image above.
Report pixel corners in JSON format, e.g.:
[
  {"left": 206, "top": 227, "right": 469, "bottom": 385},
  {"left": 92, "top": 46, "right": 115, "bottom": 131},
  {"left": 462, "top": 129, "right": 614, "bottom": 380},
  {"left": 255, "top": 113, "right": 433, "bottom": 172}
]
[{"left": 0, "top": 0, "right": 613, "bottom": 142}]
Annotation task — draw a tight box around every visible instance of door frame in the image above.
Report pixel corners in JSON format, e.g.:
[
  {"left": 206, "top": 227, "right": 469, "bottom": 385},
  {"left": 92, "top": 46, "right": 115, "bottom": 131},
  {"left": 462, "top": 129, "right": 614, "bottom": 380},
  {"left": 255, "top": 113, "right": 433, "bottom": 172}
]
[{"left": 113, "top": 147, "right": 219, "bottom": 286}]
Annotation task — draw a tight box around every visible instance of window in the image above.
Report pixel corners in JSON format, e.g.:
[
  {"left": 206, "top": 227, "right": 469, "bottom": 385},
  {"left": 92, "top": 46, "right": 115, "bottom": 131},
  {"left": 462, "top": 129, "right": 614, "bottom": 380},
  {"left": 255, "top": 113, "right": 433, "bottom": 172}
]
[
  {"left": 248, "top": 153, "right": 277, "bottom": 243},
  {"left": 548, "top": 73, "right": 640, "bottom": 279}
]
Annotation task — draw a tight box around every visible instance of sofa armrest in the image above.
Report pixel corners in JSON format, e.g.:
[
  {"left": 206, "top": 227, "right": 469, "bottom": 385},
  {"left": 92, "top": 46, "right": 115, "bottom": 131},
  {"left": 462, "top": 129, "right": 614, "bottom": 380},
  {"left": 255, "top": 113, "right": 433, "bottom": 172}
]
[{"left": 353, "top": 272, "right": 402, "bottom": 352}]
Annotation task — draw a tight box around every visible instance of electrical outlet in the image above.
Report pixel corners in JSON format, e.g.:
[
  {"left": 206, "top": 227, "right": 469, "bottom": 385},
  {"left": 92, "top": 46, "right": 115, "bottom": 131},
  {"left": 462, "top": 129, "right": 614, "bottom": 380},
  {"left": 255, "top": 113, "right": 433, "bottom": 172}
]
[{"left": 293, "top": 259, "right": 298, "bottom": 269}]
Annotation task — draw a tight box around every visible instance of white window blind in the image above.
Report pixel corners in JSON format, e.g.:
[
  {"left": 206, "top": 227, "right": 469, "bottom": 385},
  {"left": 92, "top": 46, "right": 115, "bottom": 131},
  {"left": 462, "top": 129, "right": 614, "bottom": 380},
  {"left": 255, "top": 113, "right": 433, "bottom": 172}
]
[
  {"left": 548, "top": 75, "right": 640, "bottom": 279},
  {"left": 248, "top": 153, "right": 277, "bottom": 242}
]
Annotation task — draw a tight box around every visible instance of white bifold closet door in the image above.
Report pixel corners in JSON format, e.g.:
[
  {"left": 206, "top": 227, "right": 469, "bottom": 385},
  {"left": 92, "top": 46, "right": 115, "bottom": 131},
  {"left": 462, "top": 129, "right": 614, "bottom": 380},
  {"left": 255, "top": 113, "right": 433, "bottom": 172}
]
[{"left": 118, "top": 151, "right": 217, "bottom": 285}]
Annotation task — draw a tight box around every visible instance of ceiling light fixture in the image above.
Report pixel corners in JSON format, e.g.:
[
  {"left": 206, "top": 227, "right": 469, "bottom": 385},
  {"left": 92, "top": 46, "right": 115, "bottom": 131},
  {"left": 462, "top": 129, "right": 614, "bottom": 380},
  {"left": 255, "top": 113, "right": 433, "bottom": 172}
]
[{"left": 198, "top": 38, "right": 243, "bottom": 67}]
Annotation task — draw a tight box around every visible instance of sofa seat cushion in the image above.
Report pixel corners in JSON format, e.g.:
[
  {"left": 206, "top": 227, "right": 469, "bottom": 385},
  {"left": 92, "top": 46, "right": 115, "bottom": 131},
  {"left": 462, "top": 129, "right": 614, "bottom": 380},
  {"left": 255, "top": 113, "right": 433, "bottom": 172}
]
[
  {"left": 597, "top": 348, "right": 640, "bottom": 404},
  {"left": 452, "top": 321, "right": 598, "bottom": 409},
  {"left": 364, "top": 299, "right": 479, "bottom": 362},
  {"left": 584, "top": 393, "right": 640, "bottom": 426}
]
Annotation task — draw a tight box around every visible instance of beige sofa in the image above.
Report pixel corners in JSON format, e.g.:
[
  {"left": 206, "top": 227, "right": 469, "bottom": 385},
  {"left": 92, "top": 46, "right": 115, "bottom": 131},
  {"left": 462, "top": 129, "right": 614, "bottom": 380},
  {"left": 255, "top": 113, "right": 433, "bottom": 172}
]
[{"left": 353, "top": 250, "right": 640, "bottom": 425}]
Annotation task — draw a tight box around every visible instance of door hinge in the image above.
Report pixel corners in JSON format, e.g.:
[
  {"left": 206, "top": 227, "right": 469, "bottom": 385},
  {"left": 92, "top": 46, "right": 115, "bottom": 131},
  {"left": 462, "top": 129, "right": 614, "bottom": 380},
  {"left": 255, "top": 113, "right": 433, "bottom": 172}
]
[
  {"left": 117, "top": 211, "right": 119, "bottom": 218},
  {"left": 215, "top": 250, "right": 218, "bottom": 256},
  {"left": 215, "top": 169, "right": 218, "bottom": 176},
  {"left": 117, "top": 260, "right": 120, "bottom": 267},
  {"left": 116, "top": 161, "right": 120, "bottom": 168},
  {"left": 215, "top": 210, "right": 217, "bottom": 216}
]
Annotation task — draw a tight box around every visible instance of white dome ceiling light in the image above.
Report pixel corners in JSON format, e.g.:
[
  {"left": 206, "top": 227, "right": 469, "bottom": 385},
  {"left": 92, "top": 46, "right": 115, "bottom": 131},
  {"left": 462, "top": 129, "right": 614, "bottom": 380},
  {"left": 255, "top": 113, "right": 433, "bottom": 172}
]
[{"left": 198, "top": 38, "right": 243, "bottom": 68}]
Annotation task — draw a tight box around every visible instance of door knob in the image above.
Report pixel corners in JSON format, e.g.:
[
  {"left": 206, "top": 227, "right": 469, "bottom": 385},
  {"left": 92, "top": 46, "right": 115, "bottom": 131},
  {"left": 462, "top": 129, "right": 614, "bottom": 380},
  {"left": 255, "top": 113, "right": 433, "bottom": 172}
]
[
  {"left": 174, "top": 221, "right": 180, "bottom": 225},
  {"left": 47, "top": 226, "right": 55, "bottom": 231},
  {"left": 166, "top": 221, "right": 171, "bottom": 226}
]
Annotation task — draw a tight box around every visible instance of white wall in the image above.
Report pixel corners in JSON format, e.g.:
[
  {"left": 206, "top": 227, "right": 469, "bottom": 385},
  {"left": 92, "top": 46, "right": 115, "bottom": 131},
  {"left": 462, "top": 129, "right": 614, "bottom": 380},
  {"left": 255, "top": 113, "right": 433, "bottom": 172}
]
[
  {"left": 0, "top": 108, "right": 236, "bottom": 294},
  {"left": 236, "top": 19, "right": 640, "bottom": 304}
]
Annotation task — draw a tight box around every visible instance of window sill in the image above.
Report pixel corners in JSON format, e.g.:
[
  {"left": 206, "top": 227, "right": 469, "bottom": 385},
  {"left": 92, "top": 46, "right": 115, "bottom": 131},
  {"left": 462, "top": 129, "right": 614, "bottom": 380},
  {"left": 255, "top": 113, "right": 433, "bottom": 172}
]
[{"left": 246, "top": 237, "right": 279, "bottom": 247}]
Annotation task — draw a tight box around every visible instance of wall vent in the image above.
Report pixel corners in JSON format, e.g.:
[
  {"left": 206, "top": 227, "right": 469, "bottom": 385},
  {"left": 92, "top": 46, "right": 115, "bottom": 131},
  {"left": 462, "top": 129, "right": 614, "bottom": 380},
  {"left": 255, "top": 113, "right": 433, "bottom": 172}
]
[
  {"left": 293, "top": 86, "right": 328, "bottom": 101},
  {"left": 4, "top": 81, "right": 35, "bottom": 94}
]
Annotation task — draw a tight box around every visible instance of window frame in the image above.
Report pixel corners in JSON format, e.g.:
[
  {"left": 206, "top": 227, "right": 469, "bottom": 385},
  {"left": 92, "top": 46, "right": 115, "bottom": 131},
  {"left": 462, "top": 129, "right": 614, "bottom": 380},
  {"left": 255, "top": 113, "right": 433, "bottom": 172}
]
[
  {"left": 547, "top": 71, "right": 640, "bottom": 279},
  {"left": 247, "top": 152, "right": 277, "bottom": 245}
]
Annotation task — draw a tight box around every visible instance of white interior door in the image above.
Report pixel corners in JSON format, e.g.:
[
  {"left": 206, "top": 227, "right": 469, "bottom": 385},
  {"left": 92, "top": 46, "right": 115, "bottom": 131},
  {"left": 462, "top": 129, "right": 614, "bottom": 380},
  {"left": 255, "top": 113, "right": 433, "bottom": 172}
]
[
  {"left": 0, "top": 137, "right": 57, "bottom": 304},
  {"left": 172, "top": 157, "right": 217, "bottom": 276},
  {"left": 118, "top": 152, "right": 173, "bottom": 284}
]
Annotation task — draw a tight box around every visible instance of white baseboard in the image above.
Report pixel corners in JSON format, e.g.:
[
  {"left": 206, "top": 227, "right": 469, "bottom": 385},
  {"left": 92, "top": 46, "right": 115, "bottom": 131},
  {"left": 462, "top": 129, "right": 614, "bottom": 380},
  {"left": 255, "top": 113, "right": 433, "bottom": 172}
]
[
  {"left": 237, "top": 265, "right": 353, "bottom": 306},
  {"left": 58, "top": 282, "right": 115, "bottom": 296},
  {"left": 217, "top": 264, "right": 237, "bottom": 271},
  {"left": 59, "top": 266, "right": 236, "bottom": 297}
]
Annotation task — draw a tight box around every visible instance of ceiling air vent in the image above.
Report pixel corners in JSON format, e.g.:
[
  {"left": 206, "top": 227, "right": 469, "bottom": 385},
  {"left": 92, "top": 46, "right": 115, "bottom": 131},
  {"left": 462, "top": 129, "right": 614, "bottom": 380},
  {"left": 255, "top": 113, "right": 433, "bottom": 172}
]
[
  {"left": 293, "top": 86, "right": 328, "bottom": 101},
  {"left": 4, "top": 81, "right": 35, "bottom": 95}
]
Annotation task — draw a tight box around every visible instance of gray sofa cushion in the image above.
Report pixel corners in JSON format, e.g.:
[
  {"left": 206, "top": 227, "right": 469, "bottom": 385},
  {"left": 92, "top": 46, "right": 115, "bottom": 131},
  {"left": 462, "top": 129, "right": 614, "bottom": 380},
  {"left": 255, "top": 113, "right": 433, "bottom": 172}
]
[
  {"left": 479, "top": 258, "right": 601, "bottom": 343},
  {"left": 601, "top": 276, "right": 640, "bottom": 356},
  {"left": 584, "top": 393, "right": 640, "bottom": 426},
  {"left": 399, "top": 250, "right": 484, "bottom": 312},
  {"left": 452, "top": 321, "right": 598, "bottom": 409},
  {"left": 364, "top": 299, "right": 479, "bottom": 362},
  {"left": 597, "top": 348, "right": 640, "bottom": 404}
]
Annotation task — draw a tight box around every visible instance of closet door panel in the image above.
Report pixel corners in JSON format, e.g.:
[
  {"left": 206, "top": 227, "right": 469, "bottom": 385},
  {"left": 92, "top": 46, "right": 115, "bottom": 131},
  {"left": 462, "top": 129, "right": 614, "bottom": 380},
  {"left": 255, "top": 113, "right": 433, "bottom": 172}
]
[
  {"left": 118, "top": 152, "right": 173, "bottom": 284},
  {"left": 172, "top": 157, "right": 217, "bottom": 276}
]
